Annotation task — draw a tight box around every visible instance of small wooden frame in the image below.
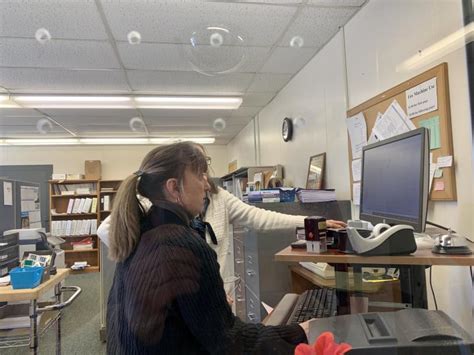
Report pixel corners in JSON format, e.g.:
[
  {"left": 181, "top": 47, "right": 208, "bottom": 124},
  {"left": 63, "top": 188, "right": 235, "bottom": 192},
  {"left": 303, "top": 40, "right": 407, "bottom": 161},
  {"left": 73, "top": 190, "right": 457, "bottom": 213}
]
[{"left": 306, "top": 153, "right": 326, "bottom": 189}]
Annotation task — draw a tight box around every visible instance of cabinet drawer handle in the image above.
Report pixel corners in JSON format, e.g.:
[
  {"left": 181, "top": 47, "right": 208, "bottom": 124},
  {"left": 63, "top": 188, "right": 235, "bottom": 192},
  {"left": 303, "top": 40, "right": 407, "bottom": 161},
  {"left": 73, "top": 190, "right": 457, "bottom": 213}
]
[
  {"left": 235, "top": 258, "right": 244, "bottom": 264},
  {"left": 246, "top": 270, "right": 256, "bottom": 276},
  {"left": 236, "top": 297, "right": 245, "bottom": 302},
  {"left": 247, "top": 312, "right": 256, "bottom": 321}
]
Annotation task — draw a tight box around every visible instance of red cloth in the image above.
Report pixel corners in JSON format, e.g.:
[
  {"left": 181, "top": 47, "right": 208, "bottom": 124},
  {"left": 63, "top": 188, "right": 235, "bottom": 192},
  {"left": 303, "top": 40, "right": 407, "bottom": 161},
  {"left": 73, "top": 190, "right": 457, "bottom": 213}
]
[{"left": 295, "top": 332, "right": 351, "bottom": 355}]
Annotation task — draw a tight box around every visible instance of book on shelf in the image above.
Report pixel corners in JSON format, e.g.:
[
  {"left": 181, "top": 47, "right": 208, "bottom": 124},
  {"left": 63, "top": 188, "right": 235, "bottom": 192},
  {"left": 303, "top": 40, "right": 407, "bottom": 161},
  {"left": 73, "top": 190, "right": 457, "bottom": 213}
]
[
  {"left": 71, "top": 237, "right": 94, "bottom": 250},
  {"left": 66, "top": 199, "right": 74, "bottom": 214},
  {"left": 90, "top": 197, "right": 97, "bottom": 213},
  {"left": 102, "top": 195, "right": 111, "bottom": 211},
  {"left": 100, "top": 187, "right": 115, "bottom": 192}
]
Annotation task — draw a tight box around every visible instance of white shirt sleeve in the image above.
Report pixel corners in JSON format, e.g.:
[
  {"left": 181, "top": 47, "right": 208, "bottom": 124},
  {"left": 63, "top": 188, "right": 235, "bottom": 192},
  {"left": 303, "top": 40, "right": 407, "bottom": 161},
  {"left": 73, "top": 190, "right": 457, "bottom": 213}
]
[
  {"left": 220, "top": 187, "right": 306, "bottom": 231},
  {"left": 97, "top": 215, "right": 111, "bottom": 247}
]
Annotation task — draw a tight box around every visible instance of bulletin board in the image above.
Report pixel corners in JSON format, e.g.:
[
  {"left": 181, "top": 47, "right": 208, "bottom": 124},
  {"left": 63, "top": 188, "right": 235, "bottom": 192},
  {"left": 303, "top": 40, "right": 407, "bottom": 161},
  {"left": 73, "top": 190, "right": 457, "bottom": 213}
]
[{"left": 346, "top": 63, "right": 456, "bottom": 201}]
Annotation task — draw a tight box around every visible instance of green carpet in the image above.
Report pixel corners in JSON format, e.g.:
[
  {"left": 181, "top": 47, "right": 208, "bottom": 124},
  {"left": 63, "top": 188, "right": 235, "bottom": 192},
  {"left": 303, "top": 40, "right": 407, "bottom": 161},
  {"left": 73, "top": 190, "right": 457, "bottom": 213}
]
[{"left": 1, "top": 272, "right": 106, "bottom": 355}]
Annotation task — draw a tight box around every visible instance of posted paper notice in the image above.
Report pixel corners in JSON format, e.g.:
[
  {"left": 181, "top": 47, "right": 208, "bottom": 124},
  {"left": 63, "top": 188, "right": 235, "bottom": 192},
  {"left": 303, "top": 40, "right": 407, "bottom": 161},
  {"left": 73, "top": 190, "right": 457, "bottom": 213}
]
[
  {"left": 373, "top": 100, "right": 415, "bottom": 140},
  {"left": 346, "top": 112, "right": 367, "bottom": 159},
  {"left": 419, "top": 116, "right": 441, "bottom": 150},
  {"left": 352, "top": 182, "right": 361, "bottom": 206},
  {"left": 3, "top": 182, "right": 12, "bottom": 206},
  {"left": 406, "top": 77, "right": 437, "bottom": 119},
  {"left": 352, "top": 159, "right": 362, "bottom": 182}
]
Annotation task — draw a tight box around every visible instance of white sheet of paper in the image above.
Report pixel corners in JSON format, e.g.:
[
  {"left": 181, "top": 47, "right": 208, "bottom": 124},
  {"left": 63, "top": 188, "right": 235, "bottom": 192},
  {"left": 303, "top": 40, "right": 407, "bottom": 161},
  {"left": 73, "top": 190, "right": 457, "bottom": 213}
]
[
  {"left": 352, "top": 159, "right": 362, "bottom": 182},
  {"left": 3, "top": 182, "right": 12, "bottom": 206},
  {"left": 437, "top": 155, "right": 453, "bottom": 168},
  {"left": 352, "top": 182, "right": 361, "bottom": 206},
  {"left": 373, "top": 100, "right": 415, "bottom": 140},
  {"left": 406, "top": 77, "right": 438, "bottom": 119},
  {"left": 261, "top": 302, "right": 274, "bottom": 315},
  {"left": 29, "top": 210, "right": 41, "bottom": 223},
  {"left": 346, "top": 112, "right": 367, "bottom": 159},
  {"left": 367, "top": 113, "right": 382, "bottom": 145},
  {"left": 429, "top": 163, "right": 437, "bottom": 192}
]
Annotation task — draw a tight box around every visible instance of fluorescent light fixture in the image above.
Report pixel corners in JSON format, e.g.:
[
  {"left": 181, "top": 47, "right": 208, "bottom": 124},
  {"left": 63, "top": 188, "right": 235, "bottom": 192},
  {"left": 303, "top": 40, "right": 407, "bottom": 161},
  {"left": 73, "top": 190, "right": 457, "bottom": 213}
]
[
  {"left": 149, "top": 137, "right": 215, "bottom": 144},
  {"left": 0, "top": 137, "right": 216, "bottom": 146},
  {"left": 14, "top": 96, "right": 131, "bottom": 102},
  {"left": 135, "top": 96, "right": 242, "bottom": 109},
  {"left": 3, "top": 139, "right": 79, "bottom": 145},
  {"left": 397, "top": 22, "right": 474, "bottom": 72},
  {"left": 80, "top": 138, "right": 150, "bottom": 145},
  {"left": 0, "top": 95, "right": 21, "bottom": 108}
]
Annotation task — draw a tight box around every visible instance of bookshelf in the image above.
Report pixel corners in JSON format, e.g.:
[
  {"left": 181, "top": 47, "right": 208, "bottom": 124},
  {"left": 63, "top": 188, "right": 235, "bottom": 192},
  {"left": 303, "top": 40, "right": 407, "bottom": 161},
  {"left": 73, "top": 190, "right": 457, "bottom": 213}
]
[{"left": 48, "top": 179, "right": 122, "bottom": 273}]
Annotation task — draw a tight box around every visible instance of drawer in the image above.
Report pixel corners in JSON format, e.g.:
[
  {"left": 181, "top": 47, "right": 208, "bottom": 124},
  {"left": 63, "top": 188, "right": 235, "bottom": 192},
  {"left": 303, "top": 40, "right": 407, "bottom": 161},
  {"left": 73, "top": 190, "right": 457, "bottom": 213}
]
[
  {"left": 0, "top": 245, "right": 19, "bottom": 263},
  {"left": 235, "top": 281, "right": 246, "bottom": 320},
  {"left": 245, "top": 285, "right": 261, "bottom": 323},
  {"left": 244, "top": 265, "right": 260, "bottom": 299},
  {"left": 0, "top": 233, "right": 19, "bottom": 251},
  {"left": 233, "top": 239, "right": 245, "bottom": 263},
  {"left": 233, "top": 226, "right": 248, "bottom": 243}
]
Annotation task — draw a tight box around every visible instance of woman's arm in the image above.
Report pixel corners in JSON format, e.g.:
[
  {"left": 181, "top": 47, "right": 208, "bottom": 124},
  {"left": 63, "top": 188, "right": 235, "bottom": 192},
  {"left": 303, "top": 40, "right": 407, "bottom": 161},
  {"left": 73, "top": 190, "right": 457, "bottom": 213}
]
[{"left": 97, "top": 215, "right": 111, "bottom": 247}]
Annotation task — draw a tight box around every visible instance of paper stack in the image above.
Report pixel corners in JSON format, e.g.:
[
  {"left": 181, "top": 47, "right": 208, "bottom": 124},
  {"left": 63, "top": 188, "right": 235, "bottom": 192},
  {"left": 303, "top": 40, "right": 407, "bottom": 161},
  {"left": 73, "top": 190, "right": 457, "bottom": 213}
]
[{"left": 296, "top": 189, "right": 336, "bottom": 203}]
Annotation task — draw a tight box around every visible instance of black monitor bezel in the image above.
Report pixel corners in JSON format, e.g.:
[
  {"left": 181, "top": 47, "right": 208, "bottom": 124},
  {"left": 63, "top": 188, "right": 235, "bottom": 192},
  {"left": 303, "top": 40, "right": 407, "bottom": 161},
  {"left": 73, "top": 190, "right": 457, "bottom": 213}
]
[{"left": 359, "top": 127, "right": 429, "bottom": 232}]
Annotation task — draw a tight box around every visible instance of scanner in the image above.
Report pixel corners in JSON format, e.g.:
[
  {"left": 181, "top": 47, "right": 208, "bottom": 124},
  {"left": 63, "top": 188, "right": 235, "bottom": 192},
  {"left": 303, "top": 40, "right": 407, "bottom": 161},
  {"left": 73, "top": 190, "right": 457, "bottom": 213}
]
[{"left": 346, "top": 224, "right": 417, "bottom": 256}]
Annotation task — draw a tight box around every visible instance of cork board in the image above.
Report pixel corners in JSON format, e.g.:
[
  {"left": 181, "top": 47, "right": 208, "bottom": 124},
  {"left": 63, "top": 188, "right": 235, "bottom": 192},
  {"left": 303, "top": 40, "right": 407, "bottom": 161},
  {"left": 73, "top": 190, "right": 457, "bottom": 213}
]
[{"left": 347, "top": 63, "right": 456, "bottom": 201}]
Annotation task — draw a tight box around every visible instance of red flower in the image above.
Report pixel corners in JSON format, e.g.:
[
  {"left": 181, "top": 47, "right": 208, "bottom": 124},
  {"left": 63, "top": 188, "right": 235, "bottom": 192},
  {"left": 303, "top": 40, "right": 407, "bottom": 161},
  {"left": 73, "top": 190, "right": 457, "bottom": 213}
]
[{"left": 295, "top": 332, "right": 351, "bottom": 355}]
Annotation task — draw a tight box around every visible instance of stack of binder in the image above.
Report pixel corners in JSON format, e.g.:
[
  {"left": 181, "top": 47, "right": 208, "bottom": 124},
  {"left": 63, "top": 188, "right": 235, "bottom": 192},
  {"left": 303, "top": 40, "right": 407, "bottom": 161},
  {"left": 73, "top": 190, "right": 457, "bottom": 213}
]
[{"left": 296, "top": 189, "right": 336, "bottom": 203}]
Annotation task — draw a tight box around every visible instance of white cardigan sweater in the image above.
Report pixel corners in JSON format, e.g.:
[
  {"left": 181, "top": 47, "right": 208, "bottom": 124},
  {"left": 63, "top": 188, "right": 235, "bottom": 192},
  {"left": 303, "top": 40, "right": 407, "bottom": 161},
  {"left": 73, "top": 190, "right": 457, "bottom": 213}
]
[{"left": 97, "top": 187, "right": 306, "bottom": 284}]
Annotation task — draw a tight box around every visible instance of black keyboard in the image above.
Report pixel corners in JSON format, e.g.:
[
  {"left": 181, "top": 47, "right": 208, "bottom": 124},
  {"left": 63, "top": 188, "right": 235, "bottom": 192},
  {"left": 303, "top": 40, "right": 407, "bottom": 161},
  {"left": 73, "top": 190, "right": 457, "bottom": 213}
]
[{"left": 287, "top": 288, "right": 338, "bottom": 324}]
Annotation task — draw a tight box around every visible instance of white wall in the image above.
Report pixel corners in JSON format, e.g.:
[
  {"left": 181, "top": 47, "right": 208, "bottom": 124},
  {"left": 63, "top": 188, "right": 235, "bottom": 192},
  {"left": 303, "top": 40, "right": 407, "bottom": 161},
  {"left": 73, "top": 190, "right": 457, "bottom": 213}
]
[
  {"left": 230, "top": 0, "right": 473, "bottom": 331},
  {"left": 227, "top": 119, "right": 257, "bottom": 169},
  {"left": 345, "top": 0, "right": 473, "bottom": 331},
  {"left": 0, "top": 144, "right": 229, "bottom": 179}
]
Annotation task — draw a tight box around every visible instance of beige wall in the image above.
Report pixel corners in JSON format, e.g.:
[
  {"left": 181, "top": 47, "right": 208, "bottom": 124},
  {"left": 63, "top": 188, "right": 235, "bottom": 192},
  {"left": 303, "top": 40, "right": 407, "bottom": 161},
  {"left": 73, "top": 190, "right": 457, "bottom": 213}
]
[{"left": 0, "top": 144, "right": 229, "bottom": 179}]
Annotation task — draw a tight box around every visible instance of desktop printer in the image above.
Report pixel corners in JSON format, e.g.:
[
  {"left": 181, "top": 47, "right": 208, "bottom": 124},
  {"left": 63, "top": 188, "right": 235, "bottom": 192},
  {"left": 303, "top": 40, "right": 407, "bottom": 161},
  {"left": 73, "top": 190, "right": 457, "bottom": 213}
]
[
  {"left": 346, "top": 224, "right": 417, "bottom": 256},
  {"left": 308, "top": 309, "right": 474, "bottom": 355}
]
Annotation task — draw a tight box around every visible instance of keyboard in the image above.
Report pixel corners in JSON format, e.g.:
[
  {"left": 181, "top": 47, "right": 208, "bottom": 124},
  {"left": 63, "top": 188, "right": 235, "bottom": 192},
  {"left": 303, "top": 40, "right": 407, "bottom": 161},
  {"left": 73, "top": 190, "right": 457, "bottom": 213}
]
[{"left": 287, "top": 288, "right": 338, "bottom": 324}]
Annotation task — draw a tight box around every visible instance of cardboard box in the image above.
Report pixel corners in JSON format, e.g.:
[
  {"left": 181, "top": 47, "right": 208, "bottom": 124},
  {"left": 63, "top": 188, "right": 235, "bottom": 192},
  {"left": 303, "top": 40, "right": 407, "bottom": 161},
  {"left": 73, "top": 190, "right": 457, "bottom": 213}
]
[
  {"left": 52, "top": 173, "right": 66, "bottom": 180},
  {"left": 85, "top": 160, "right": 101, "bottom": 180}
]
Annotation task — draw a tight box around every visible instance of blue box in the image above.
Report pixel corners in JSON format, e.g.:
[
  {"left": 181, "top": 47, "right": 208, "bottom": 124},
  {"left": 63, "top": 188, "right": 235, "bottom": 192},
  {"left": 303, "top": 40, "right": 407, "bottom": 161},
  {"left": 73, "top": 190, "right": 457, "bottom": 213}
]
[
  {"left": 279, "top": 188, "right": 296, "bottom": 202},
  {"left": 10, "top": 267, "right": 44, "bottom": 289}
]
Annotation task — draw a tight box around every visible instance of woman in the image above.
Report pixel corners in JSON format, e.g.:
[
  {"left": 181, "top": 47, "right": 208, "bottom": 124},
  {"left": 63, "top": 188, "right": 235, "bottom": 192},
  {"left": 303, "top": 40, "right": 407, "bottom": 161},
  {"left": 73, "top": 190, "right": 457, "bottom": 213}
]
[
  {"left": 98, "top": 161, "right": 346, "bottom": 291},
  {"left": 106, "top": 142, "right": 309, "bottom": 354}
]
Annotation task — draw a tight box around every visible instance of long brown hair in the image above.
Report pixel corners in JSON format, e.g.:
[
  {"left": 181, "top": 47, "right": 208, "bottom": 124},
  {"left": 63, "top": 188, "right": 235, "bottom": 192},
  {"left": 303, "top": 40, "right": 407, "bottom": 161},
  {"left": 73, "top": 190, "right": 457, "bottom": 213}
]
[{"left": 108, "top": 142, "right": 208, "bottom": 262}]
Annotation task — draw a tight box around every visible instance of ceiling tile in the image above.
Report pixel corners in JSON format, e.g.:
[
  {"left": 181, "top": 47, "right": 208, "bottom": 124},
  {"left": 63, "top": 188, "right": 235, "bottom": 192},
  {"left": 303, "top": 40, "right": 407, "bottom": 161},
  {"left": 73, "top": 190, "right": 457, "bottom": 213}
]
[
  {"left": 141, "top": 109, "right": 233, "bottom": 119},
  {"left": 0, "top": 108, "right": 45, "bottom": 117},
  {"left": 127, "top": 70, "right": 254, "bottom": 94},
  {"left": 118, "top": 42, "right": 270, "bottom": 73},
  {"left": 0, "top": 116, "right": 46, "bottom": 126},
  {"left": 246, "top": 73, "right": 292, "bottom": 92},
  {"left": 279, "top": 7, "right": 357, "bottom": 47},
  {"left": 41, "top": 109, "right": 140, "bottom": 118},
  {"left": 308, "top": 0, "right": 366, "bottom": 6},
  {"left": 101, "top": 1, "right": 296, "bottom": 46},
  {"left": 0, "top": 68, "right": 130, "bottom": 92},
  {"left": 260, "top": 46, "right": 318, "bottom": 73},
  {"left": 241, "top": 92, "right": 275, "bottom": 107},
  {"left": 0, "top": 1, "right": 108, "bottom": 40},
  {"left": 231, "top": 106, "right": 261, "bottom": 117},
  {"left": 0, "top": 38, "right": 121, "bottom": 69},
  {"left": 0, "top": 125, "right": 69, "bottom": 137}
]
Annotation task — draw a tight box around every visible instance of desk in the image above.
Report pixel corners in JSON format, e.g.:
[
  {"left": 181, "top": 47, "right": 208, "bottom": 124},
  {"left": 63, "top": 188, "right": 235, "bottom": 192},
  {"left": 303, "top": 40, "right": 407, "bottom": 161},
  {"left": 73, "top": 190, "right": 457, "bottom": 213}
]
[
  {"left": 0, "top": 269, "right": 81, "bottom": 354},
  {"left": 275, "top": 247, "right": 474, "bottom": 314}
]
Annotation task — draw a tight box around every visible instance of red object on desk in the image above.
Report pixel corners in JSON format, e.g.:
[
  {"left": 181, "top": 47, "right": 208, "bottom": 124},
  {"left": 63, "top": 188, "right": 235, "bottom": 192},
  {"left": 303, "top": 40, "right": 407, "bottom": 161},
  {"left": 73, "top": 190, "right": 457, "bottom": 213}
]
[{"left": 295, "top": 332, "right": 351, "bottom": 355}]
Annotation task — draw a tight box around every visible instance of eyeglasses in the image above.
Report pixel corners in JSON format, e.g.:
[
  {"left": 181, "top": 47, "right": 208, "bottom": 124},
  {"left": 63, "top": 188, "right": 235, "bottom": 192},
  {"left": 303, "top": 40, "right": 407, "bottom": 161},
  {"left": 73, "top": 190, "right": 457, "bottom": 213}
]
[{"left": 206, "top": 156, "right": 212, "bottom": 166}]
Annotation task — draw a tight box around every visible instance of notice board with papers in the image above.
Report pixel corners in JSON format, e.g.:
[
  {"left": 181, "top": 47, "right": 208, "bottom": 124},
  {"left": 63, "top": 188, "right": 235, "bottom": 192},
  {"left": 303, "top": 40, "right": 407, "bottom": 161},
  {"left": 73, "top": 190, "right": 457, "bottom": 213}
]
[{"left": 346, "top": 63, "right": 456, "bottom": 201}]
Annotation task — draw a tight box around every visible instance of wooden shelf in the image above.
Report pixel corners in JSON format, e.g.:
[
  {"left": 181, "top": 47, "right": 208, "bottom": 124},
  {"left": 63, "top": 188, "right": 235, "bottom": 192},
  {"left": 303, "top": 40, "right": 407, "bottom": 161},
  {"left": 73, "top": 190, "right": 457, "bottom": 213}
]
[
  {"left": 64, "top": 249, "right": 98, "bottom": 253},
  {"left": 51, "top": 213, "right": 98, "bottom": 218},
  {"left": 57, "top": 234, "right": 97, "bottom": 238},
  {"left": 49, "top": 179, "right": 98, "bottom": 184},
  {"left": 100, "top": 191, "right": 117, "bottom": 194},
  {"left": 51, "top": 194, "right": 97, "bottom": 198},
  {"left": 70, "top": 266, "right": 99, "bottom": 274}
]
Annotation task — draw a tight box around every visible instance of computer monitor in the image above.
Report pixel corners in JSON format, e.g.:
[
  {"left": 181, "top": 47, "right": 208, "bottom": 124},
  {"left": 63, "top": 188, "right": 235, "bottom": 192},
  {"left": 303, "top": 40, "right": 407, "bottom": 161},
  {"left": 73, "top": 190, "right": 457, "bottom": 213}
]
[{"left": 359, "top": 127, "right": 429, "bottom": 232}]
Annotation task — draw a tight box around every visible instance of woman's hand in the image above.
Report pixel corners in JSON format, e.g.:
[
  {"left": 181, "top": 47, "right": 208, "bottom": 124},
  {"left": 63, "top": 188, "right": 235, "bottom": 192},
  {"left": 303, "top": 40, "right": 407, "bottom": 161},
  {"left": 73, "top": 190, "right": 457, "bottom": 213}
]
[{"left": 327, "top": 220, "right": 347, "bottom": 229}]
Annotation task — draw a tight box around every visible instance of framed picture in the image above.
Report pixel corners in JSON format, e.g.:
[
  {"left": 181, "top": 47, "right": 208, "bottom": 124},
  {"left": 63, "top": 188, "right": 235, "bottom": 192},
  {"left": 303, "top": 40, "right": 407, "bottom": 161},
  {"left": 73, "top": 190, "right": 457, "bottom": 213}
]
[{"left": 306, "top": 153, "right": 326, "bottom": 189}]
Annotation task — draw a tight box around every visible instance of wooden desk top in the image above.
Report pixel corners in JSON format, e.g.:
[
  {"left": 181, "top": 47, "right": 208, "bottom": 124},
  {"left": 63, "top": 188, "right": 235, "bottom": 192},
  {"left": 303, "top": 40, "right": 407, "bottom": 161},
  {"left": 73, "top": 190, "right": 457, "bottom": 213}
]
[
  {"left": 275, "top": 247, "right": 474, "bottom": 266},
  {"left": 0, "top": 269, "right": 70, "bottom": 302}
]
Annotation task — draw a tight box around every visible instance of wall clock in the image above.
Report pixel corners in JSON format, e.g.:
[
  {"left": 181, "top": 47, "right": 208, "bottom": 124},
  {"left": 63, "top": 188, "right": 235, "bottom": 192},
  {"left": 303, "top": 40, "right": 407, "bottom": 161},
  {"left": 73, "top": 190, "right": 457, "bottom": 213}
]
[{"left": 282, "top": 117, "right": 293, "bottom": 142}]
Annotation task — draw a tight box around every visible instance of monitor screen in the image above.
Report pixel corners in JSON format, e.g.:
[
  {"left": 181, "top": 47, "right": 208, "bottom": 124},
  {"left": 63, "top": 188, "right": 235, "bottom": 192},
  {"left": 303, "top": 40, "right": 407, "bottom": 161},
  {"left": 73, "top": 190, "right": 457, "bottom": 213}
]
[{"left": 360, "top": 128, "right": 429, "bottom": 232}]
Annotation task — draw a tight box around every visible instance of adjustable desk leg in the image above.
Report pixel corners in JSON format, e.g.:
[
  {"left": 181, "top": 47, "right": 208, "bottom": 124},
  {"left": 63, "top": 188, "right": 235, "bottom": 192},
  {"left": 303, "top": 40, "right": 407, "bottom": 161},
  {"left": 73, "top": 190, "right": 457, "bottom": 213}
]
[
  {"left": 399, "top": 265, "right": 428, "bottom": 309},
  {"left": 334, "top": 264, "right": 350, "bottom": 315},
  {"left": 29, "top": 299, "right": 38, "bottom": 355}
]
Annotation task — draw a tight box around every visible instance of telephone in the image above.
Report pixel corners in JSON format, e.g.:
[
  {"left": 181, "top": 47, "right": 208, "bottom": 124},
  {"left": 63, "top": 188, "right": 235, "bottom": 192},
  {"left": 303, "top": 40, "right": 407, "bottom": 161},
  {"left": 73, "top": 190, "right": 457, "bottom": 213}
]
[{"left": 346, "top": 224, "right": 417, "bottom": 256}]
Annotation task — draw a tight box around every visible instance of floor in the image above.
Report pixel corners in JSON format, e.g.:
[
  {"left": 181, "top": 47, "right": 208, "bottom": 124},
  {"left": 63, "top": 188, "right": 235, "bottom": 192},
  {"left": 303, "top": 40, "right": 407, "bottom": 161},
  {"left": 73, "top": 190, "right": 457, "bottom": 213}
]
[{"left": 1, "top": 272, "right": 106, "bottom": 355}]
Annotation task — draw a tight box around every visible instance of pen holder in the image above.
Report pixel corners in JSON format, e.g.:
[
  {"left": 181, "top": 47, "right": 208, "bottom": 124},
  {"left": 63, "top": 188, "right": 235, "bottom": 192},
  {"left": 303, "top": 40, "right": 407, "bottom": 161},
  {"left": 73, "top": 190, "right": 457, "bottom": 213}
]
[{"left": 10, "top": 266, "right": 44, "bottom": 289}]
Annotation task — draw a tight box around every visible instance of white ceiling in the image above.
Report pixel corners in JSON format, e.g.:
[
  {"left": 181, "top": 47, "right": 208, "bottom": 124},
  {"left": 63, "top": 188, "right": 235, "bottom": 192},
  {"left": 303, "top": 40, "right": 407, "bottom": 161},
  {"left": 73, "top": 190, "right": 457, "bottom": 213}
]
[{"left": 0, "top": 0, "right": 366, "bottom": 145}]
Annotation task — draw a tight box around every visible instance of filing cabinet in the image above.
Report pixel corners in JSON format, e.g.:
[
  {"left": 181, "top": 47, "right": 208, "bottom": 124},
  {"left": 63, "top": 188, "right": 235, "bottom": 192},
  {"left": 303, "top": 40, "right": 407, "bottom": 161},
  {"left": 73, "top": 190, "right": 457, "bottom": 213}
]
[{"left": 232, "top": 201, "right": 351, "bottom": 323}]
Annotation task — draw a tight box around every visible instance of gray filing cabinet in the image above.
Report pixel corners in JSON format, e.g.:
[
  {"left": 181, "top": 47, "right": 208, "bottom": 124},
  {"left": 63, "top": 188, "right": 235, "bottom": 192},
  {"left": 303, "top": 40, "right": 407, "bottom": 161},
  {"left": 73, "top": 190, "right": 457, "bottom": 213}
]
[{"left": 233, "top": 201, "right": 351, "bottom": 323}]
